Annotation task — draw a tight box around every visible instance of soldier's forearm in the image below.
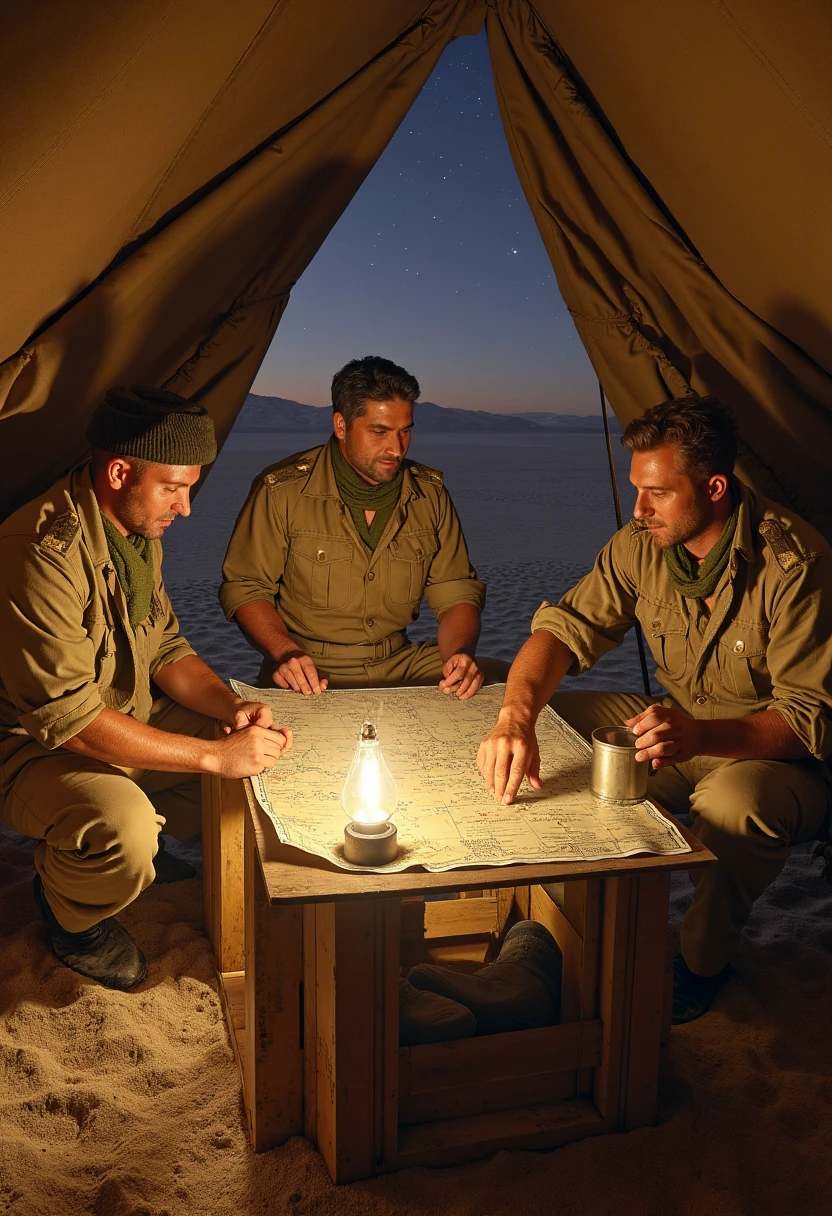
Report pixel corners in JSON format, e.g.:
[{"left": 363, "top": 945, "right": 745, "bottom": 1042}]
[
  {"left": 61, "top": 707, "right": 217, "bottom": 773},
  {"left": 498, "top": 631, "right": 575, "bottom": 727},
  {"left": 152, "top": 654, "right": 243, "bottom": 724},
  {"left": 437, "top": 603, "right": 481, "bottom": 661},
  {"left": 696, "top": 709, "right": 811, "bottom": 761},
  {"left": 234, "top": 600, "right": 301, "bottom": 662}
]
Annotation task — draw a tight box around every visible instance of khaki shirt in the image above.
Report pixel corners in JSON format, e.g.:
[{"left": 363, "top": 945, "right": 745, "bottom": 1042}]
[
  {"left": 532, "top": 482, "right": 832, "bottom": 760},
  {"left": 219, "top": 443, "right": 485, "bottom": 646},
  {"left": 0, "top": 464, "right": 194, "bottom": 753}
]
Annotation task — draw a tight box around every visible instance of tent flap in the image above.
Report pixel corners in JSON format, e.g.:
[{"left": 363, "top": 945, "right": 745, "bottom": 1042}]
[
  {"left": 488, "top": 0, "right": 832, "bottom": 539},
  {"left": 0, "top": 0, "right": 472, "bottom": 517},
  {"left": 2, "top": 0, "right": 832, "bottom": 542}
]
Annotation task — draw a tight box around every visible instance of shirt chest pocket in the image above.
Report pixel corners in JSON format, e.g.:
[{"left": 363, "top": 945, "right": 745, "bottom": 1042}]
[
  {"left": 636, "top": 600, "right": 688, "bottom": 679},
  {"left": 84, "top": 612, "right": 132, "bottom": 710},
  {"left": 285, "top": 536, "right": 353, "bottom": 610},
  {"left": 716, "top": 627, "right": 770, "bottom": 702},
  {"left": 85, "top": 614, "right": 116, "bottom": 688},
  {"left": 387, "top": 532, "right": 439, "bottom": 606}
]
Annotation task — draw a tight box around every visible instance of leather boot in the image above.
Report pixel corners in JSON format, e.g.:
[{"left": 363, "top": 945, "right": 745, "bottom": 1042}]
[
  {"left": 398, "top": 978, "right": 477, "bottom": 1046},
  {"left": 408, "top": 920, "right": 562, "bottom": 1035},
  {"left": 34, "top": 874, "right": 147, "bottom": 991},
  {"left": 671, "top": 953, "right": 730, "bottom": 1024},
  {"left": 153, "top": 835, "right": 197, "bottom": 884}
]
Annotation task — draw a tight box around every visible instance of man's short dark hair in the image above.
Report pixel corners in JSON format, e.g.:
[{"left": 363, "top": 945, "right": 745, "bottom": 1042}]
[
  {"left": 621, "top": 394, "right": 738, "bottom": 479},
  {"left": 331, "top": 356, "right": 420, "bottom": 426}
]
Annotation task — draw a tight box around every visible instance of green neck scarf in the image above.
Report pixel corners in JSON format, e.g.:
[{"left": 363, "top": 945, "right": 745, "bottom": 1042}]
[
  {"left": 329, "top": 436, "right": 403, "bottom": 550},
  {"left": 100, "top": 512, "right": 155, "bottom": 628},
  {"left": 662, "top": 494, "right": 739, "bottom": 599}
]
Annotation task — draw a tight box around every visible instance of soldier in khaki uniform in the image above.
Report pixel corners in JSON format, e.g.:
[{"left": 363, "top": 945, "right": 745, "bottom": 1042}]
[
  {"left": 478, "top": 396, "right": 832, "bottom": 1023},
  {"left": 221, "top": 355, "right": 506, "bottom": 700},
  {"left": 0, "top": 387, "right": 290, "bottom": 991}
]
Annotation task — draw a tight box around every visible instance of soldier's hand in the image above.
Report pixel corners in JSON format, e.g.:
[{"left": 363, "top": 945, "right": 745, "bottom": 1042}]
[
  {"left": 224, "top": 700, "right": 274, "bottom": 732},
  {"left": 210, "top": 724, "right": 292, "bottom": 779},
  {"left": 477, "top": 713, "right": 542, "bottom": 805},
  {"left": 272, "top": 650, "right": 329, "bottom": 696},
  {"left": 625, "top": 705, "right": 703, "bottom": 769},
  {"left": 439, "top": 653, "right": 484, "bottom": 700}
]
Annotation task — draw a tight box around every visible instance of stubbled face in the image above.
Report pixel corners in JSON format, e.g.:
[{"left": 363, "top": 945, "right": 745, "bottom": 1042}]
[
  {"left": 629, "top": 445, "right": 718, "bottom": 549},
  {"left": 334, "top": 398, "right": 414, "bottom": 485},
  {"left": 108, "top": 460, "right": 202, "bottom": 539}
]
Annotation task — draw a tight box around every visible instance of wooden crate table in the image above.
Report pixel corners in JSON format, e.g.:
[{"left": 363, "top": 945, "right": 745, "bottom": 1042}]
[{"left": 203, "top": 773, "right": 714, "bottom": 1182}]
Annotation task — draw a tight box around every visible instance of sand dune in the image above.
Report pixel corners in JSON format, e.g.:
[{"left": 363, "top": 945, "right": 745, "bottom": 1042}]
[{"left": 1, "top": 820, "right": 830, "bottom": 1216}]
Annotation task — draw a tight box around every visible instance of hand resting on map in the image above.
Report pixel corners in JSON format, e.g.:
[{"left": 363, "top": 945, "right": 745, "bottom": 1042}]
[{"left": 477, "top": 712, "right": 542, "bottom": 805}]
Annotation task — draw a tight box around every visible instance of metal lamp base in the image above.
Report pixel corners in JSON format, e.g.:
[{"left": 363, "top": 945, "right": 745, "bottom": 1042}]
[{"left": 343, "top": 822, "right": 398, "bottom": 866}]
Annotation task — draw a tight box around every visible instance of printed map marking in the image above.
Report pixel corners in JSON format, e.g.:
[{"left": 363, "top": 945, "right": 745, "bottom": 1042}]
[{"left": 231, "top": 681, "right": 690, "bottom": 874}]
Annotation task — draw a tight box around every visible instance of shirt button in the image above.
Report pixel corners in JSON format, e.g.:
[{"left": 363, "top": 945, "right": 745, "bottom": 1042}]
[
  {"left": 367, "top": 618, "right": 375, "bottom": 627},
  {"left": 733, "top": 639, "right": 745, "bottom": 655},
  {"left": 368, "top": 571, "right": 375, "bottom": 581},
  {"left": 651, "top": 618, "right": 662, "bottom": 629},
  {"left": 316, "top": 549, "right": 327, "bottom": 563},
  {"left": 695, "top": 695, "right": 708, "bottom": 705}
]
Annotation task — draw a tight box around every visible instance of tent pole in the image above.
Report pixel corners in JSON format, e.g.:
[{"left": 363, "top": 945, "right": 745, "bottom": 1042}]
[{"left": 598, "top": 382, "right": 652, "bottom": 698}]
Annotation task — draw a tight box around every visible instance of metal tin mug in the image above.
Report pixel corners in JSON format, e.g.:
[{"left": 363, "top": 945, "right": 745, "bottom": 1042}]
[{"left": 590, "top": 726, "right": 649, "bottom": 804}]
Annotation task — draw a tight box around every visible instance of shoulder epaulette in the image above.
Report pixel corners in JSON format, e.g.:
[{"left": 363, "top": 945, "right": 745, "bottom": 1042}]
[
  {"left": 262, "top": 450, "right": 319, "bottom": 489},
  {"left": 40, "top": 510, "right": 80, "bottom": 556},
  {"left": 630, "top": 518, "right": 648, "bottom": 535},
  {"left": 759, "top": 518, "right": 804, "bottom": 574},
  {"left": 408, "top": 460, "right": 443, "bottom": 487}
]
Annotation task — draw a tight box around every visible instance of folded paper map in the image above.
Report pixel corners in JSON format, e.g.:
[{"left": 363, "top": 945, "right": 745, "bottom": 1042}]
[{"left": 231, "top": 682, "right": 690, "bottom": 874}]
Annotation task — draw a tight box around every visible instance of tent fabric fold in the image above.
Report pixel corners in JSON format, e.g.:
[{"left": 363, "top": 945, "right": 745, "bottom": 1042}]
[
  {"left": 0, "top": 0, "right": 472, "bottom": 517},
  {"left": 2, "top": 0, "right": 832, "bottom": 542},
  {"left": 487, "top": 0, "right": 832, "bottom": 538}
]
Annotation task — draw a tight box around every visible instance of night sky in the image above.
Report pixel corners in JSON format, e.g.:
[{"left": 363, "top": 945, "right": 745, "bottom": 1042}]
[{"left": 252, "top": 29, "right": 598, "bottom": 415}]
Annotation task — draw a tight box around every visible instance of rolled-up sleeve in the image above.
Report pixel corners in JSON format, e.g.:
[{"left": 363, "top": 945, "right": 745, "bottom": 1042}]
[
  {"left": 530, "top": 527, "right": 639, "bottom": 675},
  {"left": 423, "top": 488, "right": 486, "bottom": 618},
  {"left": 219, "top": 479, "right": 287, "bottom": 620},
  {"left": 0, "top": 538, "right": 105, "bottom": 749},
  {"left": 764, "top": 557, "right": 832, "bottom": 759}
]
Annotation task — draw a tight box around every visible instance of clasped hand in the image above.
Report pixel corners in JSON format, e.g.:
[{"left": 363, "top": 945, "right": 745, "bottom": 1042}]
[
  {"left": 624, "top": 704, "right": 702, "bottom": 769},
  {"left": 215, "top": 699, "right": 293, "bottom": 779}
]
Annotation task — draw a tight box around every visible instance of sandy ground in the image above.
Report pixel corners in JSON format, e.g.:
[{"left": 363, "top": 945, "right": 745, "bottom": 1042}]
[
  {"left": 1, "top": 821, "right": 830, "bottom": 1216},
  {"left": 3, "top": 433, "right": 831, "bottom": 1212}
]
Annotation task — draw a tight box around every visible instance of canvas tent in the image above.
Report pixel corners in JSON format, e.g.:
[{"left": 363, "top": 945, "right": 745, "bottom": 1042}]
[{"left": 2, "top": 0, "right": 831, "bottom": 534}]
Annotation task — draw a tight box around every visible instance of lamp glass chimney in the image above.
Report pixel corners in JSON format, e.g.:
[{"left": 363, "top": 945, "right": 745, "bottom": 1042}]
[{"left": 340, "top": 721, "right": 398, "bottom": 829}]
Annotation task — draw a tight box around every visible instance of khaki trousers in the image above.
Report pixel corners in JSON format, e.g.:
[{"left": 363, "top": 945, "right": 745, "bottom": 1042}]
[
  {"left": 550, "top": 690, "right": 830, "bottom": 976},
  {"left": 259, "top": 638, "right": 510, "bottom": 690},
  {"left": 0, "top": 698, "right": 211, "bottom": 933}
]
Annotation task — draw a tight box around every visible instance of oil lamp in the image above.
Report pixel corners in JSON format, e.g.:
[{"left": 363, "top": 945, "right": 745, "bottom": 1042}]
[{"left": 341, "top": 721, "right": 398, "bottom": 865}]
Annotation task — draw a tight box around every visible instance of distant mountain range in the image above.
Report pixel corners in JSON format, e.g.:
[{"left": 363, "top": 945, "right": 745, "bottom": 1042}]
[{"left": 238, "top": 394, "right": 621, "bottom": 433}]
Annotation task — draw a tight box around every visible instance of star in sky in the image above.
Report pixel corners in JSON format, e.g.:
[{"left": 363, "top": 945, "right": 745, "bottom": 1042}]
[{"left": 254, "top": 30, "right": 597, "bottom": 415}]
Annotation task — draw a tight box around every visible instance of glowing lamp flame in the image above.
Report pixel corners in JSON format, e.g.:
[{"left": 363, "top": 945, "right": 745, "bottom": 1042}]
[{"left": 341, "top": 721, "right": 398, "bottom": 834}]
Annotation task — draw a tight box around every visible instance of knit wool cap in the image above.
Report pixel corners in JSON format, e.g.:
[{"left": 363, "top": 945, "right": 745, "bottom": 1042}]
[{"left": 86, "top": 385, "right": 217, "bottom": 466}]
